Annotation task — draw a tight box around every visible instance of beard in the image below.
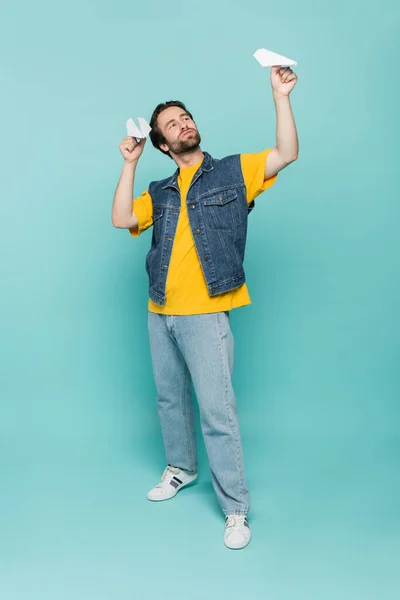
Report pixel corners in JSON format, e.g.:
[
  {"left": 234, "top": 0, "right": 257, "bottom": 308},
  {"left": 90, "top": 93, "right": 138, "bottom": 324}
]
[{"left": 168, "top": 130, "right": 201, "bottom": 155}]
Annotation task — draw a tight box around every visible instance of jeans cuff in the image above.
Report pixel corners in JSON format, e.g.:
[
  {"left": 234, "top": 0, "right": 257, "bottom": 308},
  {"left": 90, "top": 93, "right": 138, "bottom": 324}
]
[
  {"left": 171, "top": 465, "right": 197, "bottom": 475},
  {"left": 223, "top": 510, "right": 249, "bottom": 516}
]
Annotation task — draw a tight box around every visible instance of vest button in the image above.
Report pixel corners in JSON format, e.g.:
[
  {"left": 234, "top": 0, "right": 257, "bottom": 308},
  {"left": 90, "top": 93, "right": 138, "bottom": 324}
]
[
  {"left": 190, "top": 204, "right": 195, "bottom": 209},
  {"left": 204, "top": 255, "right": 209, "bottom": 261},
  {"left": 195, "top": 229, "right": 200, "bottom": 234}
]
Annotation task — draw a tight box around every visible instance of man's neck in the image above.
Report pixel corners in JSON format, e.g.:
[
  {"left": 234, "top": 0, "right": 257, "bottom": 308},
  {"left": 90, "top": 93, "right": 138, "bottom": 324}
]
[{"left": 172, "top": 147, "right": 205, "bottom": 169}]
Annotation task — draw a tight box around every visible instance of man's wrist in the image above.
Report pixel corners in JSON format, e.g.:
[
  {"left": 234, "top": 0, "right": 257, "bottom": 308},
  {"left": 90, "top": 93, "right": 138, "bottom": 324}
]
[
  {"left": 123, "top": 159, "right": 138, "bottom": 168},
  {"left": 272, "top": 91, "right": 291, "bottom": 103}
]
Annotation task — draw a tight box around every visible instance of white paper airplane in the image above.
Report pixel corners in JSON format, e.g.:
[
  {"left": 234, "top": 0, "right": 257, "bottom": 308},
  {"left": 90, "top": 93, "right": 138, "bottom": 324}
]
[
  {"left": 126, "top": 117, "right": 152, "bottom": 139},
  {"left": 253, "top": 48, "right": 297, "bottom": 67}
]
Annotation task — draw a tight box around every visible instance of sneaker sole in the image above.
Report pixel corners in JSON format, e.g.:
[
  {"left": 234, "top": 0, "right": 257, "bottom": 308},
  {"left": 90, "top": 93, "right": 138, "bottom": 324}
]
[
  {"left": 224, "top": 535, "right": 252, "bottom": 550},
  {"left": 146, "top": 474, "right": 198, "bottom": 502}
]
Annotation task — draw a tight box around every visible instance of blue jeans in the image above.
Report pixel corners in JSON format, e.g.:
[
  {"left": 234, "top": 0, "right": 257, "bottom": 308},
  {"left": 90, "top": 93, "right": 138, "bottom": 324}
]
[{"left": 147, "top": 311, "right": 250, "bottom": 516}]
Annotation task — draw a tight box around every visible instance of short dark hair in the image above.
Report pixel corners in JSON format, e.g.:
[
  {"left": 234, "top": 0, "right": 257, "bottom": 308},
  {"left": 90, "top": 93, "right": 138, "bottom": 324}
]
[{"left": 149, "top": 100, "right": 194, "bottom": 159}]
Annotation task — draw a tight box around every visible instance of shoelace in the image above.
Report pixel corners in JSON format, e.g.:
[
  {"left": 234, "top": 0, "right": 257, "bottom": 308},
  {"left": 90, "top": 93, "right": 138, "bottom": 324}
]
[
  {"left": 155, "top": 466, "right": 178, "bottom": 490},
  {"left": 225, "top": 515, "right": 248, "bottom": 533}
]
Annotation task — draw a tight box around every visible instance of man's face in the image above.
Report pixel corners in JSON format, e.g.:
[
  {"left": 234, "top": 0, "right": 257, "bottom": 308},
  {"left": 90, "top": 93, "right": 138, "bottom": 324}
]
[{"left": 157, "top": 106, "right": 201, "bottom": 155}]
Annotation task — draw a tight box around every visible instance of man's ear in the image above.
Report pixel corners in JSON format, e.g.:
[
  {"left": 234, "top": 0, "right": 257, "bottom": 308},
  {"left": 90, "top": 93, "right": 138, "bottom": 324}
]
[{"left": 160, "top": 142, "right": 169, "bottom": 152}]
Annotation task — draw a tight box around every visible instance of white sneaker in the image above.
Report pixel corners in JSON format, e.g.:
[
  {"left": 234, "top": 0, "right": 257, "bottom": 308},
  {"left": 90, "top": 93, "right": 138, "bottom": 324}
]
[
  {"left": 146, "top": 466, "right": 198, "bottom": 502},
  {"left": 224, "top": 515, "right": 251, "bottom": 549}
]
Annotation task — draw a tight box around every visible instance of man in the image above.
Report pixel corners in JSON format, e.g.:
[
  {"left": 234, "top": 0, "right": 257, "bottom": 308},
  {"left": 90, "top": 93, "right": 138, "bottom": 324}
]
[{"left": 112, "top": 66, "right": 298, "bottom": 549}]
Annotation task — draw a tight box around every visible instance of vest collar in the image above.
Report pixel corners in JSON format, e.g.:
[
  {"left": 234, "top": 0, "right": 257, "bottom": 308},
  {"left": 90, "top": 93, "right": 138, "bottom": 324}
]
[{"left": 161, "top": 151, "right": 214, "bottom": 190}]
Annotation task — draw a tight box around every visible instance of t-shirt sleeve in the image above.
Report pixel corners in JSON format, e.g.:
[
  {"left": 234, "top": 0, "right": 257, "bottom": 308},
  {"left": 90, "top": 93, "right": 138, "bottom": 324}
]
[
  {"left": 129, "top": 189, "right": 153, "bottom": 237},
  {"left": 240, "top": 148, "right": 278, "bottom": 205}
]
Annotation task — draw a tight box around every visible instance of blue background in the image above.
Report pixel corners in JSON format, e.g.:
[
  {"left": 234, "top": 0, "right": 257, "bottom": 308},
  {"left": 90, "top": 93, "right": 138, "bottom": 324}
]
[{"left": 1, "top": 1, "right": 399, "bottom": 598}]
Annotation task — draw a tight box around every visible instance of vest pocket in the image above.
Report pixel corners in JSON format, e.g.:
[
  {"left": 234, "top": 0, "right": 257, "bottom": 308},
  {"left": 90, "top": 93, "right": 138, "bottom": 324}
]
[{"left": 202, "top": 190, "right": 238, "bottom": 230}]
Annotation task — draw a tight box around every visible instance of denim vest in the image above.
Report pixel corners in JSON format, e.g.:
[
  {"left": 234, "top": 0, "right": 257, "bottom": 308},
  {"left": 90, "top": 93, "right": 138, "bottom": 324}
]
[{"left": 146, "top": 151, "right": 255, "bottom": 306}]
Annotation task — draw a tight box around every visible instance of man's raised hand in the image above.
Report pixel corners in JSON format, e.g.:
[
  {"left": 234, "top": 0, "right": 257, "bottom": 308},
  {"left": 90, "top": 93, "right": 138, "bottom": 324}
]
[
  {"left": 270, "top": 66, "right": 298, "bottom": 97},
  {"left": 119, "top": 136, "right": 146, "bottom": 163}
]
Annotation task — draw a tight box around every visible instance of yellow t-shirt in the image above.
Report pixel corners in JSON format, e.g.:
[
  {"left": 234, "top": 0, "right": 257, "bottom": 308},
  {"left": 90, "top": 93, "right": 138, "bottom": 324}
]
[{"left": 130, "top": 149, "right": 277, "bottom": 315}]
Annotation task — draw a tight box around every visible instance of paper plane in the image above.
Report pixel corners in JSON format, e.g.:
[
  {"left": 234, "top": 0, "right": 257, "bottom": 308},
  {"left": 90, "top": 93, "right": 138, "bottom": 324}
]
[
  {"left": 253, "top": 48, "right": 297, "bottom": 67},
  {"left": 126, "top": 117, "right": 152, "bottom": 139}
]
